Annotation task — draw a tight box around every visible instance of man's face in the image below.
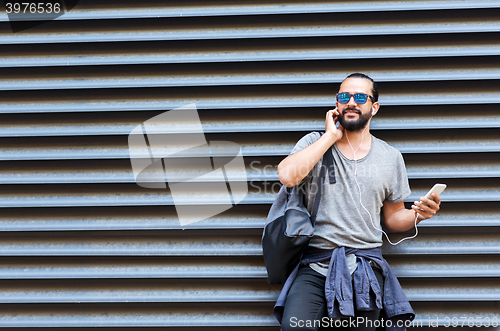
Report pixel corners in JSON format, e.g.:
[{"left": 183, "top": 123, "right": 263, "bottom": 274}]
[{"left": 336, "top": 78, "right": 377, "bottom": 132}]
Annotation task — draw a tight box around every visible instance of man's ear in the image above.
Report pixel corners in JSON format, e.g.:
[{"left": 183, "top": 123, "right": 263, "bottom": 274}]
[{"left": 371, "top": 102, "right": 380, "bottom": 116}]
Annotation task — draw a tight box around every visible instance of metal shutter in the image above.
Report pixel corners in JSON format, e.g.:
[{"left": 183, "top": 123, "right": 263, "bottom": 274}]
[{"left": 0, "top": 0, "right": 499, "bottom": 329}]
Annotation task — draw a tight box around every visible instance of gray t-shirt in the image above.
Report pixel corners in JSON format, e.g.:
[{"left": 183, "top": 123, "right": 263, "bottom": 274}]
[{"left": 290, "top": 132, "right": 411, "bottom": 275}]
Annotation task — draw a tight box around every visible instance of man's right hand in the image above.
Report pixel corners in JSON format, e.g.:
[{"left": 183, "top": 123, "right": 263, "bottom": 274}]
[
  {"left": 325, "top": 108, "right": 344, "bottom": 142},
  {"left": 278, "top": 108, "right": 344, "bottom": 187}
]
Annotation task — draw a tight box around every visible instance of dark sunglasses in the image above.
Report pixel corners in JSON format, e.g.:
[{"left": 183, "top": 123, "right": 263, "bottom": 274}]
[{"left": 336, "top": 92, "right": 375, "bottom": 104}]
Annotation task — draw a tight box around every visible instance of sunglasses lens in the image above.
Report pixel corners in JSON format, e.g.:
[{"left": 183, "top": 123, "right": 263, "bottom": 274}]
[
  {"left": 337, "top": 93, "right": 350, "bottom": 104},
  {"left": 354, "top": 94, "right": 368, "bottom": 104},
  {"left": 337, "top": 93, "right": 372, "bottom": 104}
]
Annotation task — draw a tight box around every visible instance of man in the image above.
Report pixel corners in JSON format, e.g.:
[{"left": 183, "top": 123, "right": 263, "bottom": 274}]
[{"left": 275, "top": 73, "right": 441, "bottom": 330}]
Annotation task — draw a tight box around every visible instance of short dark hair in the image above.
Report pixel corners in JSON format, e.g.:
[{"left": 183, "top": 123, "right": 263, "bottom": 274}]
[{"left": 343, "top": 73, "right": 379, "bottom": 102}]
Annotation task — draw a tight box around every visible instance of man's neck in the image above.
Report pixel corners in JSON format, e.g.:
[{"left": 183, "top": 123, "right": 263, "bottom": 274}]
[{"left": 336, "top": 126, "right": 372, "bottom": 160}]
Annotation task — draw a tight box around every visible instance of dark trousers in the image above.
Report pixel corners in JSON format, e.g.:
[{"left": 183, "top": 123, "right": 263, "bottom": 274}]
[{"left": 281, "top": 265, "right": 385, "bottom": 331}]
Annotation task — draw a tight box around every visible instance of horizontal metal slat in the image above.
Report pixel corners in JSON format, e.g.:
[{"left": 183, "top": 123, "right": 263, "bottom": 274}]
[
  {"left": 0, "top": 278, "right": 497, "bottom": 303},
  {"left": 2, "top": 54, "right": 497, "bottom": 83},
  {"left": 0, "top": 232, "right": 497, "bottom": 256},
  {"left": 0, "top": 215, "right": 497, "bottom": 232},
  {"left": 388, "top": 257, "right": 500, "bottom": 278},
  {"left": 0, "top": 165, "right": 498, "bottom": 184},
  {"left": 0, "top": 258, "right": 268, "bottom": 279},
  {"left": 0, "top": 257, "right": 498, "bottom": 279},
  {"left": 0, "top": 216, "right": 235, "bottom": 232},
  {"left": 0, "top": 198, "right": 498, "bottom": 231},
  {"left": 0, "top": 129, "right": 499, "bottom": 160},
  {"left": 403, "top": 279, "right": 500, "bottom": 301},
  {"left": 0, "top": 147, "right": 498, "bottom": 182},
  {"left": 409, "top": 302, "right": 500, "bottom": 325},
  {"left": 381, "top": 233, "right": 500, "bottom": 256},
  {"left": 0, "top": 183, "right": 498, "bottom": 207},
  {"left": 0, "top": 203, "right": 498, "bottom": 231},
  {"left": 0, "top": 280, "right": 279, "bottom": 304},
  {"left": 0, "top": 117, "right": 498, "bottom": 136},
  {"left": 0, "top": 303, "right": 496, "bottom": 328},
  {"left": 0, "top": 8, "right": 499, "bottom": 42},
  {"left": 0, "top": 93, "right": 499, "bottom": 114},
  {"left": 2, "top": 69, "right": 500, "bottom": 91},
  {"left": 0, "top": 233, "right": 264, "bottom": 257},
  {"left": 0, "top": 198, "right": 265, "bottom": 231},
  {"left": 407, "top": 166, "right": 500, "bottom": 178},
  {"left": 1, "top": 22, "right": 499, "bottom": 44},
  {"left": 0, "top": 149, "right": 497, "bottom": 183},
  {"left": 0, "top": 305, "right": 279, "bottom": 328},
  {"left": 373, "top": 118, "right": 500, "bottom": 130},
  {"left": 1, "top": 43, "right": 499, "bottom": 68},
  {"left": 0, "top": 310, "right": 497, "bottom": 329},
  {"left": 2, "top": 1, "right": 500, "bottom": 20},
  {"left": 0, "top": 102, "right": 498, "bottom": 136},
  {"left": 414, "top": 214, "right": 500, "bottom": 228}
]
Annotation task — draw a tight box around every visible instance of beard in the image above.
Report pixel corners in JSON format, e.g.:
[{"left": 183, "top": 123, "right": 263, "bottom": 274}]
[{"left": 338, "top": 108, "right": 372, "bottom": 132}]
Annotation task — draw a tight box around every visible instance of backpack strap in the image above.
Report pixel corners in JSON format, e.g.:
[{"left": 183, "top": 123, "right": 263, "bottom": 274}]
[
  {"left": 321, "top": 132, "right": 336, "bottom": 184},
  {"left": 286, "top": 132, "right": 336, "bottom": 222},
  {"left": 310, "top": 132, "right": 336, "bottom": 223}
]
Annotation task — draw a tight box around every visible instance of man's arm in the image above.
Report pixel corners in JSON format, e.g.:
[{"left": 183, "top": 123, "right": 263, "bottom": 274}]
[
  {"left": 278, "top": 132, "right": 336, "bottom": 187},
  {"left": 278, "top": 109, "right": 343, "bottom": 187},
  {"left": 383, "top": 193, "right": 441, "bottom": 232}
]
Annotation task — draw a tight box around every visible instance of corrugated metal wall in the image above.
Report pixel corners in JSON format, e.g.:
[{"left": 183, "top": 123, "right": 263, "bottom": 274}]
[{"left": 0, "top": 0, "right": 499, "bottom": 329}]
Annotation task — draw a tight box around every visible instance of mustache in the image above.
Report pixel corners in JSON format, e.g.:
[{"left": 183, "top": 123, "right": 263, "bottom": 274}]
[{"left": 342, "top": 107, "right": 361, "bottom": 115}]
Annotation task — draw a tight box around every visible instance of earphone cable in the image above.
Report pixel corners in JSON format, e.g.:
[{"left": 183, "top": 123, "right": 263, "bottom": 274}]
[{"left": 345, "top": 119, "right": 419, "bottom": 246}]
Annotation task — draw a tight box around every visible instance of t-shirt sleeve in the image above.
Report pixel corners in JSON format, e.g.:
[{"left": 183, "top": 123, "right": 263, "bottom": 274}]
[
  {"left": 385, "top": 152, "right": 412, "bottom": 204},
  {"left": 290, "top": 132, "right": 321, "bottom": 155},
  {"left": 288, "top": 132, "right": 322, "bottom": 186}
]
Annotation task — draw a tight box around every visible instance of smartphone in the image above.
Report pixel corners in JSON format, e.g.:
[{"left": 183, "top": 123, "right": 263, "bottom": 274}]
[
  {"left": 420, "top": 183, "right": 447, "bottom": 207},
  {"left": 424, "top": 183, "right": 447, "bottom": 200}
]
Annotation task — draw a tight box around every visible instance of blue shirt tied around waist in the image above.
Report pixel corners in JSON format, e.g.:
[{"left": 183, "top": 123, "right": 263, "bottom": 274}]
[{"left": 274, "top": 247, "right": 415, "bottom": 331}]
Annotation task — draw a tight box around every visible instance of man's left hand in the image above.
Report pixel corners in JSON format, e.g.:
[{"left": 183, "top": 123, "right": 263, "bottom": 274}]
[{"left": 412, "top": 192, "right": 441, "bottom": 220}]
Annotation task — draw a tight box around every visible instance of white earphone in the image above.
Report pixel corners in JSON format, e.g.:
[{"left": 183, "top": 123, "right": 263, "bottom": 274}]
[{"left": 345, "top": 115, "right": 419, "bottom": 246}]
